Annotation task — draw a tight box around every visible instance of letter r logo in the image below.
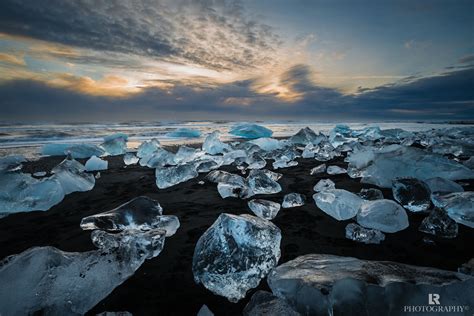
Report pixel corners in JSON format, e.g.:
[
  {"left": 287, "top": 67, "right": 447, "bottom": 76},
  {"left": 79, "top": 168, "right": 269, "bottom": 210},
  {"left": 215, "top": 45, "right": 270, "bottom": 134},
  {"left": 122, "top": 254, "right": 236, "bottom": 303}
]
[{"left": 429, "top": 293, "right": 440, "bottom": 305}]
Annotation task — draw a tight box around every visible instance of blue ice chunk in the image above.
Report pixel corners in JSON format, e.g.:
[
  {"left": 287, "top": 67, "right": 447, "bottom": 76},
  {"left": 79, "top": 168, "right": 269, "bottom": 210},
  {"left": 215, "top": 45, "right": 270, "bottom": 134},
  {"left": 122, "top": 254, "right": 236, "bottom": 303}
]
[{"left": 229, "top": 123, "right": 273, "bottom": 139}]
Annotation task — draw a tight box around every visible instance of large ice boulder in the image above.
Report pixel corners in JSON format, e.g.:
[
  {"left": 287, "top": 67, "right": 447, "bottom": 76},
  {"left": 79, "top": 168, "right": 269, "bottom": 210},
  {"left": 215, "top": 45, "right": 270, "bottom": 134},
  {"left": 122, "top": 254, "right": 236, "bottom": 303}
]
[
  {"left": 85, "top": 155, "right": 108, "bottom": 171},
  {"left": 155, "top": 163, "right": 198, "bottom": 189},
  {"left": 101, "top": 133, "right": 128, "bottom": 156},
  {"left": 431, "top": 192, "right": 474, "bottom": 228},
  {"left": 51, "top": 157, "right": 95, "bottom": 194},
  {"left": 289, "top": 127, "right": 325, "bottom": 145},
  {"left": 248, "top": 199, "right": 281, "bottom": 220},
  {"left": 356, "top": 199, "right": 409, "bottom": 233},
  {"left": 229, "top": 123, "right": 273, "bottom": 139},
  {"left": 166, "top": 128, "right": 201, "bottom": 138},
  {"left": 313, "top": 189, "right": 364, "bottom": 220},
  {"left": 192, "top": 213, "right": 281, "bottom": 302},
  {"left": 203, "top": 131, "right": 230, "bottom": 155},
  {"left": 267, "top": 254, "right": 474, "bottom": 316},
  {"left": 137, "top": 138, "right": 161, "bottom": 158},
  {"left": 41, "top": 143, "right": 104, "bottom": 158}
]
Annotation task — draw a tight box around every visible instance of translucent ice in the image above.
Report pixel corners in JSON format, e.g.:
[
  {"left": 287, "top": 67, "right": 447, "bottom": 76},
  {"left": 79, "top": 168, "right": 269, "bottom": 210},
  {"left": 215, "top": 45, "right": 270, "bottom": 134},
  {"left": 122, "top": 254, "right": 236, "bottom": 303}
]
[
  {"left": 249, "top": 138, "right": 283, "bottom": 151},
  {"left": 33, "top": 171, "right": 47, "bottom": 177},
  {"left": 123, "top": 153, "right": 139, "bottom": 165},
  {"left": 243, "top": 291, "right": 300, "bottom": 316},
  {"left": 248, "top": 199, "right": 281, "bottom": 220},
  {"left": 272, "top": 160, "right": 298, "bottom": 170},
  {"left": 358, "top": 188, "right": 383, "bottom": 200},
  {"left": 85, "top": 155, "right": 108, "bottom": 171},
  {"left": 313, "top": 179, "right": 335, "bottom": 192},
  {"left": 282, "top": 193, "right": 306, "bottom": 208},
  {"left": 425, "top": 177, "right": 464, "bottom": 195},
  {"left": 166, "top": 128, "right": 201, "bottom": 138},
  {"left": 80, "top": 196, "right": 180, "bottom": 237},
  {"left": 173, "top": 146, "right": 199, "bottom": 164},
  {"left": 203, "top": 131, "right": 230, "bottom": 155},
  {"left": 0, "top": 155, "right": 25, "bottom": 171},
  {"left": 247, "top": 169, "right": 282, "bottom": 196},
  {"left": 326, "top": 165, "right": 347, "bottom": 175},
  {"left": 289, "top": 127, "right": 325, "bottom": 145},
  {"left": 357, "top": 199, "right": 409, "bottom": 233},
  {"left": 140, "top": 148, "right": 175, "bottom": 168},
  {"left": 419, "top": 208, "right": 458, "bottom": 238},
  {"left": 431, "top": 192, "right": 474, "bottom": 228},
  {"left": 392, "top": 177, "right": 431, "bottom": 212},
  {"left": 301, "top": 144, "right": 316, "bottom": 158},
  {"left": 155, "top": 163, "right": 198, "bottom": 189},
  {"left": 192, "top": 213, "right": 281, "bottom": 302},
  {"left": 345, "top": 223, "right": 385, "bottom": 244},
  {"left": 41, "top": 143, "right": 104, "bottom": 158},
  {"left": 51, "top": 157, "right": 95, "bottom": 194},
  {"left": 310, "top": 164, "right": 326, "bottom": 175},
  {"left": 267, "top": 254, "right": 474, "bottom": 316},
  {"left": 313, "top": 189, "right": 364, "bottom": 220},
  {"left": 0, "top": 229, "right": 166, "bottom": 316},
  {"left": 197, "top": 304, "right": 214, "bottom": 316},
  {"left": 229, "top": 123, "right": 273, "bottom": 139},
  {"left": 101, "top": 133, "right": 128, "bottom": 156},
  {"left": 137, "top": 138, "right": 160, "bottom": 158}
]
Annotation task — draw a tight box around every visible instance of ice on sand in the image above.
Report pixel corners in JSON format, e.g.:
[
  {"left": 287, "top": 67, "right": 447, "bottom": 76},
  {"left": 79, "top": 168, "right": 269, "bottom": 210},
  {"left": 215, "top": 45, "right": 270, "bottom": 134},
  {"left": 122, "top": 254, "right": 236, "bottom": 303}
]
[
  {"left": 192, "top": 213, "right": 281, "bottom": 302},
  {"left": 326, "top": 165, "right": 347, "bottom": 175},
  {"left": 203, "top": 131, "right": 230, "bottom": 155},
  {"left": 137, "top": 138, "right": 161, "bottom": 158},
  {"left": 358, "top": 188, "right": 383, "bottom": 200},
  {"left": 123, "top": 153, "right": 139, "bottom": 165},
  {"left": 80, "top": 196, "right": 179, "bottom": 237},
  {"left": 248, "top": 199, "right": 281, "bottom": 220},
  {"left": 418, "top": 208, "right": 458, "bottom": 238},
  {"left": 310, "top": 164, "right": 326, "bottom": 175},
  {"left": 246, "top": 169, "right": 282, "bottom": 196},
  {"left": 357, "top": 199, "right": 409, "bottom": 233},
  {"left": 85, "top": 155, "right": 108, "bottom": 171},
  {"left": 431, "top": 192, "right": 474, "bottom": 228},
  {"left": 0, "top": 155, "right": 26, "bottom": 171},
  {"left": 51, "top": 157, "right": 95, "bottom": 194},
  {"left": 229, "top": 123, "right": 273, "bottom": 139},
  {"left": 282, "top": 193, "right": 306, "bottom": 208},
  {"left": 313, "top": 189, "right": 363, "bottom": 220},
  {"left": 101, "top": 133, "right": 128, "bottom": 156},
  {"left": 345, "top": 223, "right": 385, "bottom": 244},
  {"left": 267, "top": 254, "right": 474, "bottom": 316},
  {"left": 41, "top": 143, "right": 104, "bottom": 158},
  {"left": 313, "top": 179, "right": 335, "bottom": 192},
  {"left": 392, "top": 177, "right": 431, "bottom": 212},
  {"left": 155, "top": 163, "right": 198, "bottom": 189},
  {"left": 166, "top": 128, "right": 201, "bottom": 138}
]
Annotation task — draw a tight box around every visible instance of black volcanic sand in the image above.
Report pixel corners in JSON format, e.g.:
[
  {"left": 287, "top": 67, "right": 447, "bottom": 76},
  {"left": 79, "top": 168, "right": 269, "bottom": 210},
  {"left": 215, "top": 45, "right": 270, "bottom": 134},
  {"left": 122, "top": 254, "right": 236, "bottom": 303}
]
[{"left": 1, "top": 151, "right": 473, "bottom": 316}]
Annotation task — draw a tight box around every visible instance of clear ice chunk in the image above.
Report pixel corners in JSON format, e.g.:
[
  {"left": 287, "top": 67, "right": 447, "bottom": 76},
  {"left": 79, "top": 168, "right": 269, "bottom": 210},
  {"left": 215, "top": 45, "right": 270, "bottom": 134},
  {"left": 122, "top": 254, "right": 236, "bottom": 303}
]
[
  {"left": 267, "top": 254, "right": 474, "bottom": 316},
  {"left": 174, "top": 146, "right": 199, "bottom": 164},
  {"left": 431, "top": 192, "right": 474, "bottom": 228},
  {"left": 123, "top": 153, "right": 139, "bottom": 165},
  {"left": 247, "top": 169, "right": 282, "bottom": 196},
  {"left": 289, "top": 127, "right": 325, "bottom": 145},
  {"left": 85, "top": 155, "right": 108, "bottom": 171},
  {"left": 282, "top": 193, "right": 306, "bottom": 208},
  {"left": 0, "top": 229, "right": 166, "bottom": 316},
  {"left": 310, "top": 164, "right": 326, "bottom": 175},
  {"left": 51, "top": 157, "right": 95, "bottom": 194},
  {"left": 192, "top": 213, "right": 281, "bottom": 302},
  {"left": 203, "top": 131, "right": 231, "bottom": 155},
  {"left": 356, "top": 199, "right": 409, "bottom": 233},
  {"left": 243, "top": 291, "right": 300, "bottom": 316},
  {"left": 345, "top": 223, "right": 385, "bottom": 244},
  {"left": 425, "top": 177, "right": 464, "bottom": 195},
  {"left": 326, "top": 165, "right": 347, "bottom": 175},
  {"left": 301, "top": 144, "right": 316, "bottom": 158},
  {"left": 418, "top": 208, "right": 458, "bottom": 238},
  {"left": 392, "top": 177, "right": 431, "bottom": 212},
  {"left": 140, "top": 148, "right": 175, "bottom": 168},
  {"left": 137, "top": 138, "right": 160, "bottom": 158},
  {"left": 229, "top": 123, "right": 273, "bottom": 139},
  {"left": 155, "top": 163, "right": 198, "bottom": 189},
  {"left": 166, "top": 128, "right": 201, "bottom": 138},
  {"left": 248, "top": 199, "right": 281, "bottom": 220},
  {"left": 313, "top": 189, "right": 364, "bottom": 220},
  {"left": 41, "top": 143, "right": 104, "bottom": 158},
  {"left": 101, "top": 133, "right": 128, "bottom": 156},
  {"left": 249, "top": 138, "right": 282, "bottom": 151},
  {"left": 358, "top": 188, "right": 383, "bottom": 200},
  {"left": 80, "top": 196, "right": 180, "bottom": 237},
  {"left": 0, "top": 155, "right": 25, "bottom": 171},
  {"left": 313, "top": 179, "right": 335, "bottom": 192}
]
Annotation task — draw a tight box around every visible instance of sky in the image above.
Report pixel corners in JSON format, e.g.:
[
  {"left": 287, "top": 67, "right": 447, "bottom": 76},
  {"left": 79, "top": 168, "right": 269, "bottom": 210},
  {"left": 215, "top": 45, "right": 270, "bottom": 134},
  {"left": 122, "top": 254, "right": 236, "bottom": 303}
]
[{"left": 0, "top": 0, "right": 473, "bottom": 122}]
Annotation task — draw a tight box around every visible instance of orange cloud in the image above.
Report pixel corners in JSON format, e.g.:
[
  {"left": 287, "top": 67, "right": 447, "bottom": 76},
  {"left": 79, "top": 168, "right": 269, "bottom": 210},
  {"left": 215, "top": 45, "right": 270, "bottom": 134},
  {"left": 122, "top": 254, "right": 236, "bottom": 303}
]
[{"left": 0, "top": 53, "right": 25, "bottom": 66}]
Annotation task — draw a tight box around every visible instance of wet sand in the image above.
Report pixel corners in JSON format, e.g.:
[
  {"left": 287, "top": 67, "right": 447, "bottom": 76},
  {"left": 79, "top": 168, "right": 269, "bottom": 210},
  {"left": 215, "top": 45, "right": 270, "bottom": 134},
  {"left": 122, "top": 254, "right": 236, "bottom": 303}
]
[{"left": 0, "top": 153, "right": 473, "bottom": 315}]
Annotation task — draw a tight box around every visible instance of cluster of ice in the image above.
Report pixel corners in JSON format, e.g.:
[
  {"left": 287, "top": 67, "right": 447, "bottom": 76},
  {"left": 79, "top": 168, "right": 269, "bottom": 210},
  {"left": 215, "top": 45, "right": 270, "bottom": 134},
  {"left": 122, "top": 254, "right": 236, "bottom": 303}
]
[
  {"left": 101, "top": 133, "right": 128, "bottom": 156},
  {"left": 248, "top": 199, "right": 281, "bottom": 220},
  {"left": 166, "top": 128, "right": 201, "bottom": 138},
  {"left": 282, "top": 193, "right": 306, "bottom": 208},
  {"left": 267, "top": 254, "right": 474, "bottom": 315},
  {"left": 41, "top": 143, "right": 104, "bottom": 158},
  {"left": 431, "top": 192, "right": 474, "bottom": 228},
  {"left": 192, "top": 213, "right": 281, "bottom": 302},
  {"left": 85, "top": 155, "right": 108, "bottom": 171},
  {"left": 229, "top": 123, "right": 273, "bottom": 139},
  {"left": 345, "top": 223, "right": 385, "bottom": 244}
]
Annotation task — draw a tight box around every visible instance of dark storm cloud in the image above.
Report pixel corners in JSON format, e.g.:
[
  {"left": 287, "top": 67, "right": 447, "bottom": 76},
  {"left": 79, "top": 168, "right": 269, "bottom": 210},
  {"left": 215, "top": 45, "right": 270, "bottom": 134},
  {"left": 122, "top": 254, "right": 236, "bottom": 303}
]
[
  {"left": 0, "top": 0, "right": 280, "bottom": 70},
  {"left": 1, "top": 66, "right": 472, "bottom": 121}
]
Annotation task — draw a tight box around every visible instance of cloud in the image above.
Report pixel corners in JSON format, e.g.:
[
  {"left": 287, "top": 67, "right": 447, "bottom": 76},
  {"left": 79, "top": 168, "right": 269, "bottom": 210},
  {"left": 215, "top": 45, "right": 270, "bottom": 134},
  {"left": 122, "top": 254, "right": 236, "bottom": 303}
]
[
  {"left": 0, "top": 0, "right": 280, "bottom": 72},
  {"left": 0, "top": 52, "right": 25, "bottom": 65}
]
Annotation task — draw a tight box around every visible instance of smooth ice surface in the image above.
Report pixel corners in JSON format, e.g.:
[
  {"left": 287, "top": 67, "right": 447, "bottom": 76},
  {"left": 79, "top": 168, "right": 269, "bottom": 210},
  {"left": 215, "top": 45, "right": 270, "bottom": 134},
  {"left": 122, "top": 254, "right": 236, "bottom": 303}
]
[
  {"left": 140, "top": 148, "right": 175, "bottom": 168},
  {"left": 41, "top": 143, "right": 104, "bottom": 158},
  {"left": 249, "top": 138, "right": 282, "bottom": 151},
  {"left": 431, "top": 192, "right": 474, "bottom": 228},
  {"left": 358, "top": 188, "right": 383, "bottom": 200},
  {"left": 101, "top": 133, "right": 128, "bottom": 156},
  {"left": 282, "top": 193, "right": 306, "bottom": 208},
  {"left": 392, "top": 177, "right": 431, "bottom": 212},
  {"left": 155, "top": 163, "right": 198, "bottom": 189},
  {"left": 229, "top": 123, "right": 273, "bottom": 139},
  {"left": 0, "top": 171, "right": 64, "bottom": 213},
  {"left": 248, "top": 199, "right": 281, "bottom": 220},
  {"left": 203, "top": 131, "right": 230, "bottom": 155},
  {"left": 124, "top": 153, "right": 139, "bottom": 165},
  {"left": 310, "top": 164, "right": 326, "bottom": 175},
  {"left": 192, "top": 213, "right": 281, "bottom": 302},
  {"left": 243, "top": 291, "right": 300, "bottom": 316},
  {"left": 289, "top": 127, "right": 325, "bottom": 145},
  {"left": 313, "top": 179, "right": 335, "bottom": 192},
  {"left": 345, "top": 223, "right": 385, "bottom": 244},
  {"left": 0, "top": 229, "right": 166, "bottom": 316},
  {"left": 137, "top": 139, "right": 160, "bottom": 158},
  {"left": 313, "top": 189, "right": 363, "bottom": 220},
  {"left": 419, "top": 208, "right": 458, "bottom": 238},
  {"left": 347, "top": 146, "right": 474, "bottom": 188},
  {"left": 425, "top": 177, "right": 464, "bottom": 194},
  {"left": 52, "top": 157, "right": 95, "bottom": 194},
  {"left": 267, "top": 254, "right": 474, "bottom": 316},
  {"left": 80, "top": 196, "right": 180, "bottom": 237},
  {"left": 0, "top": 155, "right": 25, "bottom": 171},
  {"left": 85, "top": 155, "right": 108, "bottom": 171},
  {"left": 174, "top": 146, "right": 199, "bottom": 164},
  {"left": 326, "top": 165, "right": 347, "bottom": 175},
  {"left": 166, "top": 128, "right": 201, "bottom": 138},
  {"left": 247, "top": 169, "right": 282, "bottom": 196},
  {"left": 357, "top": 199, "right": 409, "bottom": 233}
]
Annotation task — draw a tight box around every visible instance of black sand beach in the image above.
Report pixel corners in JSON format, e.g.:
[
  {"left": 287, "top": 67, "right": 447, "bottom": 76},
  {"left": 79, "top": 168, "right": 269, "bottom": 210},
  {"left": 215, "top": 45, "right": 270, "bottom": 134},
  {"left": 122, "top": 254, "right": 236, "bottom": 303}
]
[{"left": 0, "top": 152, "right": 473, "bottom": 315}]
